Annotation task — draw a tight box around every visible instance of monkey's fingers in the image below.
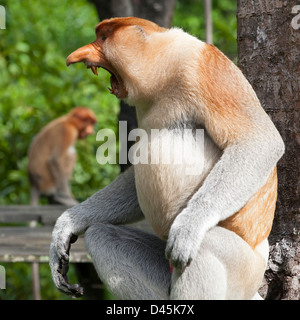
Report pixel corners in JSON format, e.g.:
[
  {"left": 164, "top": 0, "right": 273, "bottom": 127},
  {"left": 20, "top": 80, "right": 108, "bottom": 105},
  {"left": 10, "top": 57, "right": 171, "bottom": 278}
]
[
  {"left": 64, "top": 234, "right": 78, "bottom": 258},
  {"left": 165, "top": 241, "right": 190, "bottom": 272},
  {"left": 54, "top": 231, "right": 78, "bottom": 262},
  {"left": 165, "top": 224, "right": 197, "bottom": 271},
  {"left": 57, "top": 273, "right": 84, "bottom": 298},
  {"left": 50, "top": 241, "right": 84, "bottom": 298}
]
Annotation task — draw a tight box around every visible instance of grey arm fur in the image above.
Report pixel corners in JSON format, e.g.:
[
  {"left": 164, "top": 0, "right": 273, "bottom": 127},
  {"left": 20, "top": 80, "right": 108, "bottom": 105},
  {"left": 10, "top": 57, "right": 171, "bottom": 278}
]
[
  {"left": 60, "top": 165, "right": 143, "bottom": 234},
  {"left": 166, "top": 124, "right": 285, "bottom": 270}
]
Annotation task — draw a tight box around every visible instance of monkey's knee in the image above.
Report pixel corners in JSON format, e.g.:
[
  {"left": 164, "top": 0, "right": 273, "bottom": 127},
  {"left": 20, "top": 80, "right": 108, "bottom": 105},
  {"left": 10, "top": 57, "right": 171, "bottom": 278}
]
[
  {"left": 170, "top": 227, "right": 266, "bottom": 300},
  {"left": 85, "top": 223, "right": 111, "bottom": 263},
  {"left": 84, "top": 224, "right": 123, "bottom": 294},
  {"left": 85, "top": 224, "right": 171, "bottom": 300},
  {"left": 85, "top": 223, "right": 168, "bottom": 270},
  {"left": 85, "top": 223, "right": 135, "bottom": 256},
  {"left": 85, "top": 223, "right": 137, "bottom": 265},
  {"left": 170, "top": 250, "right": 227, "bottom": 300}
]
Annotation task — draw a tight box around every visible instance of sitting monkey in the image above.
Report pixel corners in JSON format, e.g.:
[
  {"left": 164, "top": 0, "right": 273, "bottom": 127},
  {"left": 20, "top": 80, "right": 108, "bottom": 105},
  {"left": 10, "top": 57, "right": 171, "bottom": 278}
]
[
  {"left": 50, "top": 18, "right": 284, "bottom": 299},
  {"left": 28, "top": 107, "right": 97, "bottom": 206}
]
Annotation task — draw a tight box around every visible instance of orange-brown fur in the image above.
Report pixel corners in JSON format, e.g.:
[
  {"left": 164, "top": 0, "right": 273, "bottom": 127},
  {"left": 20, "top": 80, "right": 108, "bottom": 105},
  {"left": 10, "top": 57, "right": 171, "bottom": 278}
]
[
  {"left": 28, "top": 107, "right": 96, "bottom": 198},
  {"left": 219, "top": 167, "right": 277, "bottom": 248},
  {"left": 95, "top": 17, "right": 166, "bottom": 39},
  {"left": 195, "top": 44, "right": 262, "bottom": 147},
  {"left": 196, "top": 44, "right": 279, "bottom": 248}
]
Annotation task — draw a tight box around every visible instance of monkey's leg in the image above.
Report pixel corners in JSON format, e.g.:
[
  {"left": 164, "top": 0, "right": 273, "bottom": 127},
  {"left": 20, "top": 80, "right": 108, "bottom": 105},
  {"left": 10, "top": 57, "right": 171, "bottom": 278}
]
[
  {"left": 30, "top": 185, "right": 40, "bottom": 206},
  {"left": 52, "top": 193, "right": 78, "bottom": 206},
  {"left": 85, "top": 223, "right": 171, "bottom": 300},
  {"left": 170, "top": 226, "right": 267, "bottom": 300}
]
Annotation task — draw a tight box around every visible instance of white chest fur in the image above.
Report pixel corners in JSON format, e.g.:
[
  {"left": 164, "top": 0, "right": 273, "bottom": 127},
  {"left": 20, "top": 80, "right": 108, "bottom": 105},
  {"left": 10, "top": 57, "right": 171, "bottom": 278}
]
[
  {"left": 134, "top": 129, "right": 221, "bottom": 240},
  {"left": 67, "top": 145, "right": 76, "bottom": 156}
]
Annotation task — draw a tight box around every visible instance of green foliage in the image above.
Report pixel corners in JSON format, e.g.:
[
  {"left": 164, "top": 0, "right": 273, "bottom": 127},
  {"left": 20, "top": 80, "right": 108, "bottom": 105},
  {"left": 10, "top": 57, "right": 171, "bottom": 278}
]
[
  {"left": 0, "top": 262, "right": 80, "bottom": 300},
  {"left": 211, "top": 0, "right": 237, "bottom": 61}
]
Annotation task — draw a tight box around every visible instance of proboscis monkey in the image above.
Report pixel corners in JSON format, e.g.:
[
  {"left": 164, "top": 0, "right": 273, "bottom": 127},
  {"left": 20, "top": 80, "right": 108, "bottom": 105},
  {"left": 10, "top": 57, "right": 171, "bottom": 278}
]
[
  {"left": 28, "top": 107, "right": 97, "bottom": 206},
  {"left": 50, "top": 17, "right": 284, "bottom": 299}
]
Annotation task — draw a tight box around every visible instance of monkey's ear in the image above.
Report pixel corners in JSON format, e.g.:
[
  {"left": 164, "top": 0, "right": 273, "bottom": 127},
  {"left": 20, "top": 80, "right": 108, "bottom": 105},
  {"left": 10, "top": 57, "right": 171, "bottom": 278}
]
[{"left": 135, "top": 25, "right": 146, "bottom": 39}]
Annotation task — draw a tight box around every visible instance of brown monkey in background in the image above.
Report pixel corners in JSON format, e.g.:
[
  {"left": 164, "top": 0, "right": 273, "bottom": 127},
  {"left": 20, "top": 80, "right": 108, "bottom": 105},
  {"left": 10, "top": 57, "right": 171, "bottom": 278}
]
[{"left": 28, "top": 107, "right": 97, "bottom": 206}]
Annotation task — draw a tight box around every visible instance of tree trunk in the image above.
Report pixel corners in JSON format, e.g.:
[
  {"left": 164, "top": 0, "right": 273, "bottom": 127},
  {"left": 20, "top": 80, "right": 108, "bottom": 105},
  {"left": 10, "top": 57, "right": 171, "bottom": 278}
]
[
  {"left": 204, "top": 0, "right": 213, "bottom": 44},
  {"left": 90, "top": 0, "right": 175, "bottom": 28},
  {"left": 237, "top": 0, "right": 300, "bottom": 300}
]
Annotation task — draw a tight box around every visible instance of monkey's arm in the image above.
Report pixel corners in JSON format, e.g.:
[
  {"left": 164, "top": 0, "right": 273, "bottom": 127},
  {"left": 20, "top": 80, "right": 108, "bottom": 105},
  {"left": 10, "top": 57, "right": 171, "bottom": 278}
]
[
  {"left": 50, "top": 166, "right": 143, "bottom": 296},
  {"left": 166, "top": 110, "right": 285, "bottom": 271}
]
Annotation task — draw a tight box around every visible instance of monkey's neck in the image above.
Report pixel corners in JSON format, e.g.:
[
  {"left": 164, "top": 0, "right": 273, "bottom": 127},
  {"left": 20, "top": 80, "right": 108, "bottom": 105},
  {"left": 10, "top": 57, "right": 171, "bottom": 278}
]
[{"left": 135, "top": 96, "right": 198, "bottom": 133}]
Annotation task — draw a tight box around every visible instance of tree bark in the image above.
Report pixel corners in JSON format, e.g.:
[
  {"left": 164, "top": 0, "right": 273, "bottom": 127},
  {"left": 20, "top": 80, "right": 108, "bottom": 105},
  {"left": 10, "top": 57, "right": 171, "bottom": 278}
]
[{"left": 237, "top": 0, "right": 300, "bottom": 300}]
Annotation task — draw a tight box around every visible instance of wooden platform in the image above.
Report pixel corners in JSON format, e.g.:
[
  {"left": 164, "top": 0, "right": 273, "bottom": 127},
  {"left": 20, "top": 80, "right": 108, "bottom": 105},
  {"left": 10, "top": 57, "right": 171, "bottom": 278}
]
[
  {"left": 0, "top": 205, "right": 154, "bottom": 263},
  {"left": 0, "top": 205, "right": 65, "bottom": 225},
  {"left": 0, "top": 205, "right": 155, "bottom": 299},
  {"left": 0, "top": 227, "right": 89, "bottom": 263}
]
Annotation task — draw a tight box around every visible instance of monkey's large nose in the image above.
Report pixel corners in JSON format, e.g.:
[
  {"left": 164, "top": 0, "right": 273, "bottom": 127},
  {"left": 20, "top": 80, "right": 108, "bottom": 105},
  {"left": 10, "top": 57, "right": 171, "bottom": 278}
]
[{"left": 66, "top": 44, "right": 94, "bottom": 66}]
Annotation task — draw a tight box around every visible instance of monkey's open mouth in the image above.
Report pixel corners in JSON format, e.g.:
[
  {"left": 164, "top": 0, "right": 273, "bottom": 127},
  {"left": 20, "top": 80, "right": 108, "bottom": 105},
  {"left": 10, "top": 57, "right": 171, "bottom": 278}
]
[
  {"left": 86, "top": 63, "right": 126, "bottom": 99},
  {"left": 66, "top": 46, "right": 128, "bottom": 99}
]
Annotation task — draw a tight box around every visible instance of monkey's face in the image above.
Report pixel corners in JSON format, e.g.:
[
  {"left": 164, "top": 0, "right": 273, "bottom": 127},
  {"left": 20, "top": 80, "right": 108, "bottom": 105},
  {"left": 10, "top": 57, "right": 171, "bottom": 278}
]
[
  {"left": 66, "top": 17, "right": 167, "bottom": 102},
  {"left": 78, "top": 122, "right": 95, "bottom": 139},
  {"left": 69, "top": 107, "right": 97, "bottom": 139}
]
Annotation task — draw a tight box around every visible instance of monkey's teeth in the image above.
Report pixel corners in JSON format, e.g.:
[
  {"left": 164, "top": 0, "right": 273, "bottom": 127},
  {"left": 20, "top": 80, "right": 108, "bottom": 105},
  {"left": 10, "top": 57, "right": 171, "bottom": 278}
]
[{"left": 91, "top": 66, "right": 98, "bottom": 76}]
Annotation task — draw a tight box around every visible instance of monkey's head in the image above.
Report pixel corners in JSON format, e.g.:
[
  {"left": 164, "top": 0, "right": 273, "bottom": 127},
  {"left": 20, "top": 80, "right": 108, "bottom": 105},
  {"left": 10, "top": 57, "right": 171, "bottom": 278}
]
[
  {"left": 68, "top": 107, "right": 97, "bottom": 139},
  {"left": 66, "top": 17, "right": 185, "bottom": 104}
]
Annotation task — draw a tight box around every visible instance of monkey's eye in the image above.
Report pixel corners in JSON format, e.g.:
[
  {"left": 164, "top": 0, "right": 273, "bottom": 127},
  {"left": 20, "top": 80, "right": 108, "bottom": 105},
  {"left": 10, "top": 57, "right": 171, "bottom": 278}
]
[{"left": 101, "top": 34, "right": 107, "bottom": 41}]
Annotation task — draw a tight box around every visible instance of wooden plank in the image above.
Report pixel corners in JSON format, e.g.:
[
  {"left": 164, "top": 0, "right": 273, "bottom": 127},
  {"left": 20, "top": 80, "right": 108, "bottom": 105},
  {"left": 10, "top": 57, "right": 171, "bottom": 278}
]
[
  {"left": 0, "top": 206, "right": 156, "bottom": 233},
  {"left": 0, "top": 220, "right": 154, "bottom": 263},
  {"left": 0, "top": 205, "right": 67, "bottom": 225},
  {"left": 0, "top": 226, "right": 90, "bottom": 263}
]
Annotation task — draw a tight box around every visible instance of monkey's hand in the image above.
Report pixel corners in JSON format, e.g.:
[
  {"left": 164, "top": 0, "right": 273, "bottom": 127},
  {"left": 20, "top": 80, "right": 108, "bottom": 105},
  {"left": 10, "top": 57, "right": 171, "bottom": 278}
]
[
  {"left": 166, "top": 208, "right": 210, "bottom": 272},
  {"left": 49, "top": 222, "right": 84, "bottom": 298}
]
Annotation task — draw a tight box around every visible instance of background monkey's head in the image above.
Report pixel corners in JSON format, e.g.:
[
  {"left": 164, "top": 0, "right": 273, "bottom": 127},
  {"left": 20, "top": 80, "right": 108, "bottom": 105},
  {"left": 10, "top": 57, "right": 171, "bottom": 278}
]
[{"left": 68, "top": 107, "right": 97, "bottom": 139}]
